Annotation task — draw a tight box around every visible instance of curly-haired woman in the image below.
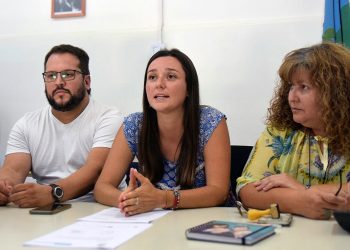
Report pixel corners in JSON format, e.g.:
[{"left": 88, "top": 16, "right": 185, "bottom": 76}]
[{"left": 237, "top": 42, "right": 350, "bottom": 220}]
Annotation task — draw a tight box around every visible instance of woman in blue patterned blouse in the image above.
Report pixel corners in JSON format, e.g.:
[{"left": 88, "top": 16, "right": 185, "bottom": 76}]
[{"left": 94, "top": 49, "right": 231, "bottom": 215}]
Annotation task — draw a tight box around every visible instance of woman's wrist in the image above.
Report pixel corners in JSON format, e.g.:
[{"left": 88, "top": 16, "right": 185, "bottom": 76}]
[
  {"left": 163, "top": 190, "right": 168, "bottom": 209},
  {"left": 172, "top": 190, "right": 180, "bottom": 209},
  {"left": 161, "top": 189, "right": 181, "bottom": 209},
  {"left": 158, "top": 189, "right": 167, "bottom": 209},
  {"left": 294, "top": 182, "right": 307, "bottom": 191}
]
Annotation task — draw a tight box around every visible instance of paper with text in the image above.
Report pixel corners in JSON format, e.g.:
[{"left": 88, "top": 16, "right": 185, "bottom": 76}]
[
  {"left": 23, "top": 221, "right": 151, "bottom": 249},
  {"left": 79, "top": 207, "right": 171, "bottom": 223}
]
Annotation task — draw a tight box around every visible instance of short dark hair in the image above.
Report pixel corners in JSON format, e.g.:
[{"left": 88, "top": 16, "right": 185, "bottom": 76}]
[
  {"left": 139, "top": 48, "right": 200, "bottom": 187},
  {"left": 44, "top": 44, "right": 90, "bottom": 94}
]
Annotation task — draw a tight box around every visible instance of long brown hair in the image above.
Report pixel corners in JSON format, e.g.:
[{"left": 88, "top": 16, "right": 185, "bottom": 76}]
[
  {"left": 138, "top": 49, "right": 200, "bottom": 188},
  {"left": 267, "top": 42, "right": 350, "bottom": 157}
]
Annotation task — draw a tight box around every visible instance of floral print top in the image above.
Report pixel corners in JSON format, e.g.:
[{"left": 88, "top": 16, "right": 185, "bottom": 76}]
[
  {"left": 236, "top": 126, "right": 350, "bottom": 195},
  {"left": 123, "top": 106, "right": 225, "bottom": 190}
]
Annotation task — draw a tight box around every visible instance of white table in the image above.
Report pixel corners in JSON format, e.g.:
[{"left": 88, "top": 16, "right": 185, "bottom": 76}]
[{"left": 1, "top": 202, "right": 348, "bottom": 250}]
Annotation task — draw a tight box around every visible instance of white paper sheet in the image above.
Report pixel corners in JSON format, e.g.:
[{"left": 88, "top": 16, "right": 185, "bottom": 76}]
[
  {"left": 79, "top": 207, "right": 171, "bottom": 223},
  {"left": 23, "top": 221, "right": 151, "bottom": 249}
]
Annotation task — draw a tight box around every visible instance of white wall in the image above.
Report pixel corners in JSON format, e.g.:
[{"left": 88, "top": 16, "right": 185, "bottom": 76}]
[{"left": 0, "top": 0, "right": 324, "bottom": 164}]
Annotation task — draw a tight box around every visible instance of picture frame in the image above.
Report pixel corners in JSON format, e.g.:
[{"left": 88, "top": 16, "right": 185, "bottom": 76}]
[{"left": 51, "top": 0, "right": 86, "bottom": 18}]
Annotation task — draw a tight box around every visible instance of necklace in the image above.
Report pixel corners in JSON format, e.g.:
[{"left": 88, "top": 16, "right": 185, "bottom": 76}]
[
  {"left": 307, "top": 132, "right": 343, "bottom": 195},
  {"left": 306, "top": 133, "right": 311, "bottom": 189}
]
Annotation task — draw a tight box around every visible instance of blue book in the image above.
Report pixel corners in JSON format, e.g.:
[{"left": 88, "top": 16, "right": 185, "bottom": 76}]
[{"left": 186, "top": 220, "right": 275, "bottom": 245}]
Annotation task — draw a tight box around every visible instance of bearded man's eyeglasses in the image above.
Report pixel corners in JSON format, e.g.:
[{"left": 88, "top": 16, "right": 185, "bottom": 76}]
[{"left": 42, "top": 70, "right": 83, "bottom": 83}]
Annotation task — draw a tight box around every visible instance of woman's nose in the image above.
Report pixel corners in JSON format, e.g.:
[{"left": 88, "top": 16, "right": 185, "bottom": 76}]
[
  {"left": 288, "top": 88, "right": 298, "bottom": 103},
  {"left": 155, "top": 76, "right": 165, "bottom": 88}
]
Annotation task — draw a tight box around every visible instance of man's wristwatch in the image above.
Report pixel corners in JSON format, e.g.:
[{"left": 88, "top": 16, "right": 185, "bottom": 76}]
[{"left": 49, "top": 184, "right": 64, "bottom": 202}]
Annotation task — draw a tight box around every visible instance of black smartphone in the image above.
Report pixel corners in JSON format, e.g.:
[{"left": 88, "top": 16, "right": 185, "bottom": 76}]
[{"left": 29, "top": 203, "right": 72, "bottom": 215}]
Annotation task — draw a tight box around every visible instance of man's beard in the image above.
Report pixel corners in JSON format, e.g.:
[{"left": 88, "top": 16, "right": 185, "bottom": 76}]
[{"left": 45, "top": 82, "right": 87, "bottom": 112}]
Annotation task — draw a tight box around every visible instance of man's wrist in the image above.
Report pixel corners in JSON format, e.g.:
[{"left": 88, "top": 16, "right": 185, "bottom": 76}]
[{"left": 49, "top": 184, "right": 64, "bottom": 202}]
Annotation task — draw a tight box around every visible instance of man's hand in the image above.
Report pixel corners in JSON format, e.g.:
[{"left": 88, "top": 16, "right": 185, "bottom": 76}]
[
  {"left": 0, "top": 179, "right": 13, "bottom": 205},
  {"left": 9, "top": 183, "right": 54, "bottom": 208}
]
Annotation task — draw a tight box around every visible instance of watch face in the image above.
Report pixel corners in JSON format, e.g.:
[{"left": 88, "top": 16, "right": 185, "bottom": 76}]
[{"left": 54, "top": 186, "right": 64, "bottom": 199}]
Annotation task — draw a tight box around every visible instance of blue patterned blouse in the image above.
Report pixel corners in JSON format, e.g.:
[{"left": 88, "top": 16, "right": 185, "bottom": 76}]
[{"left": 123, "top": 106, "right": 225, "bottom": 191}]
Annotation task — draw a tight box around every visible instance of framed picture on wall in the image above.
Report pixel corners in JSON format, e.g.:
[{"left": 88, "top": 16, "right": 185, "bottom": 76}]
[{"left": 51, "top": 0, "right": 86, "bottom": 18}]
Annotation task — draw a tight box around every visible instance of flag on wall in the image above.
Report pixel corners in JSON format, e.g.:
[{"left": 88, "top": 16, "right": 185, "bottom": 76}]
[{"left": 322, "top": 0, "right": 350, "bottom": 48}]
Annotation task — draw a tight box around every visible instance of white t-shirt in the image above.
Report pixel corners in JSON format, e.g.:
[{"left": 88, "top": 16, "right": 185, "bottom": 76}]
[{"left": 6, "top": 99, "right": 126, "bottom": 200}]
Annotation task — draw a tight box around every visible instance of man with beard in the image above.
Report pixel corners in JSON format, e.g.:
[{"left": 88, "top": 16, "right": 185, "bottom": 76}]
[{"left": 0, "top": 44, "right": 125, "bottom": 208}]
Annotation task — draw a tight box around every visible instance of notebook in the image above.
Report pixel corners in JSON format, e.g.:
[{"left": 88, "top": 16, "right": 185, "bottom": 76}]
[{"left": 186, "top": 220, "right": 275, "bottom": 245}]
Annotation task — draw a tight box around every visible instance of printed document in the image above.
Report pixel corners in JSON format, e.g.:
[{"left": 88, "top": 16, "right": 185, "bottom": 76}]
[
  {"left": 79, "top": 207, "right": 171, "bottom": 223},
  {"left": 24, "top": 221, "right": 151, "bottom": 249}
]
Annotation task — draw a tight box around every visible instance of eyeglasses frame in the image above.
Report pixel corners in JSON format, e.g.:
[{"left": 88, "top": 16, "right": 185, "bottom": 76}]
[{"left": 42, "top": 69, "right": 84, "bottom": 83}]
